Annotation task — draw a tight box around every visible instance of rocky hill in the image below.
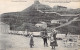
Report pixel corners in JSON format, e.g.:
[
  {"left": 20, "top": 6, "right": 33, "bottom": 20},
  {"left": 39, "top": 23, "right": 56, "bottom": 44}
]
[{"left": 1, "top": 0, "right": 80, "bottom": 33}]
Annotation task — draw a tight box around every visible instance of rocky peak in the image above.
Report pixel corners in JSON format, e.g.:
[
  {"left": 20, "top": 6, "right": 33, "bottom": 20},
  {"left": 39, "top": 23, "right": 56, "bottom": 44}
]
[{"left": 34, "top": 0, "right": 40, "bottom": 4}]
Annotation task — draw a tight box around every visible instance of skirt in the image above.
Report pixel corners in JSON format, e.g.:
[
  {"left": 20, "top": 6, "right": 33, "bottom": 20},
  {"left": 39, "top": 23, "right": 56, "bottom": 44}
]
[{"left": 50, "top": 41, "right": 58, "bottom": 46}]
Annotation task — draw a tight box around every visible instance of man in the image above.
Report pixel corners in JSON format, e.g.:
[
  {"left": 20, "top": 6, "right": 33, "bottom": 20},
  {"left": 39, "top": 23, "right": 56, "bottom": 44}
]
[{"left": 41, "top": 29, "right": 48, "bottom": 47}]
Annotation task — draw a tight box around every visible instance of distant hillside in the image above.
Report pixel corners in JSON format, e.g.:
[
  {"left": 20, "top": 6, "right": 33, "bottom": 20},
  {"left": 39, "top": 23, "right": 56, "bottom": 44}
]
[
  {"left": 53, "top": 6, "right": 80, "bottom": 14},
  {"left": 56, "top": 21, "right": 80, "bottom": 35},
  {"left": 1, "top": 0, "right": 80, "bottom": 32}
]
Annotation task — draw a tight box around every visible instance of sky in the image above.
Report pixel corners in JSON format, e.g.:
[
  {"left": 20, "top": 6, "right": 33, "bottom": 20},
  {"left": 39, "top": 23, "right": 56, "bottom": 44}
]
[{"left": 0, "top": 0, "right": 80, "bottom": 14}]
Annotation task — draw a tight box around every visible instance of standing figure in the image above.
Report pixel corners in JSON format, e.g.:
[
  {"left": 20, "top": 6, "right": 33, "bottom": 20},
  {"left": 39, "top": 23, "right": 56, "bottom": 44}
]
[
  {"left": 41, "top": 29, "right": 48, "bottom": 47},
  {"left": 50, "top": 30, "right": 58, "bottom": 49},
  {"left": 29, "top": 33, "right": 34, "bottom": 48}
]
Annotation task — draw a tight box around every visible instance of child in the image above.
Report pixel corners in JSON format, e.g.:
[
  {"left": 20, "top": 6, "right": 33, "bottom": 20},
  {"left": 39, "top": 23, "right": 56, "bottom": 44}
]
[{"left": 50, "top": 33, "right": 55, "bottom": 49}]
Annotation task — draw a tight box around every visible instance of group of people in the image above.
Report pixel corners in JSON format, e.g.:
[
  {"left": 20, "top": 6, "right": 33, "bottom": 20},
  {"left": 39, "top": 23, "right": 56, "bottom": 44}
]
[{"left": 29, "top": 29, "right": 58, "bottom": 50}]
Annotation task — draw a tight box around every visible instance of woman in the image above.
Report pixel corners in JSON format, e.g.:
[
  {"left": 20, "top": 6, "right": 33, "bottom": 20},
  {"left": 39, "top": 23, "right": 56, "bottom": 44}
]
[
  {"left": 50, "top": 30, "right": 58, "bottom": 49},
  {"left": 29, "top": 33, "right": 34, "bottom": 48}
]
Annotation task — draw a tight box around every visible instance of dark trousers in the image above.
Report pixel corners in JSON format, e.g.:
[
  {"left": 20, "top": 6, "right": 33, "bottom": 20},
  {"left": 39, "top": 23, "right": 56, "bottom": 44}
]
[{"left": 43, "top": 38, "right": 48, "bottom": 46}]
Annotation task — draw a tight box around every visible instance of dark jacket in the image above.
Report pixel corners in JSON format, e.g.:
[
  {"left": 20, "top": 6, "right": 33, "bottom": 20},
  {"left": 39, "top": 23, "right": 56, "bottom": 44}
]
[{"left": 41, "top": 31, "right": 48, "bottom": 38}]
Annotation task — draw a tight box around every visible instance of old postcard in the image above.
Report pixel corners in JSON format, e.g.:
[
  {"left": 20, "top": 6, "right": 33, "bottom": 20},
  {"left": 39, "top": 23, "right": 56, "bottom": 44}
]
[{"left": 0, "top": 0, "right": 80, "bottom": 50}]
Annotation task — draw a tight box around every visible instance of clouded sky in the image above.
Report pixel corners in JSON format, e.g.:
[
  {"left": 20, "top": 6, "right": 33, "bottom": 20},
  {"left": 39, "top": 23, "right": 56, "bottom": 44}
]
[{"left": 0, "top": 0, "right": 80, "bottom": 14}]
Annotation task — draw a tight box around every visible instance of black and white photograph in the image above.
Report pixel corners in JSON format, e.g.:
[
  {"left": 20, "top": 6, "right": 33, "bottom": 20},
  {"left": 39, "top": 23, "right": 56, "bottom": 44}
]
[{"left": 0, "top": 0, "right": 80, "bottom": 50}]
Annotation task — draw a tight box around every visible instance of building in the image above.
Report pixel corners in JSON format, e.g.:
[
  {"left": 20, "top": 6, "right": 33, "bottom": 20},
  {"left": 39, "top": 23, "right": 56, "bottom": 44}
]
[
  {"left": 35, "top": 22, "right": 47, "bottom": 29},
  {"left": 51, "top": 20, "right": 59, "bottom": 24},
  {"left": 51, "top": 19, "right": 68, "bottom": 24},
  {"left": 0, "top": 22, "right": 10, "bottom": 34}
]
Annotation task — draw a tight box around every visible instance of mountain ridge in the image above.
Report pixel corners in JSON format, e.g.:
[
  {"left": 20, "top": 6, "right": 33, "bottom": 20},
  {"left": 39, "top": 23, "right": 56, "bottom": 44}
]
[{"left": 1, "top": 0, "right": 80, "bottom": 34}]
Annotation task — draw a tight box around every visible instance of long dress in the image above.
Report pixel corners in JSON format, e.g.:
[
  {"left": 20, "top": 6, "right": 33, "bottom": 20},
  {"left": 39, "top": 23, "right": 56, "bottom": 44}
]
[
  {"left": 50, "top": 33, "right": 58, "bottom": 46},
  {"left": 30, "top": 35, "right": 34, "bottom": 46},
  {"left": 50, "top": 36, "right": 55, "bottom": 46},
  {"left": 53, "top": 33, "right": 58, "bottom": 46}
]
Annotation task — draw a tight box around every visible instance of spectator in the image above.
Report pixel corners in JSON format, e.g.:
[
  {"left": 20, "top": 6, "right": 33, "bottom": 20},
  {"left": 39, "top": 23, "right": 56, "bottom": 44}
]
[
  {"left": 50, "top": 30, "right": 58, "bottom": 49},
  {"left": 41, "top": 29, "right": 48, "bottom": 47},
  {"left": 29, "top": 33, "right": 34, "bottom": 48}
]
